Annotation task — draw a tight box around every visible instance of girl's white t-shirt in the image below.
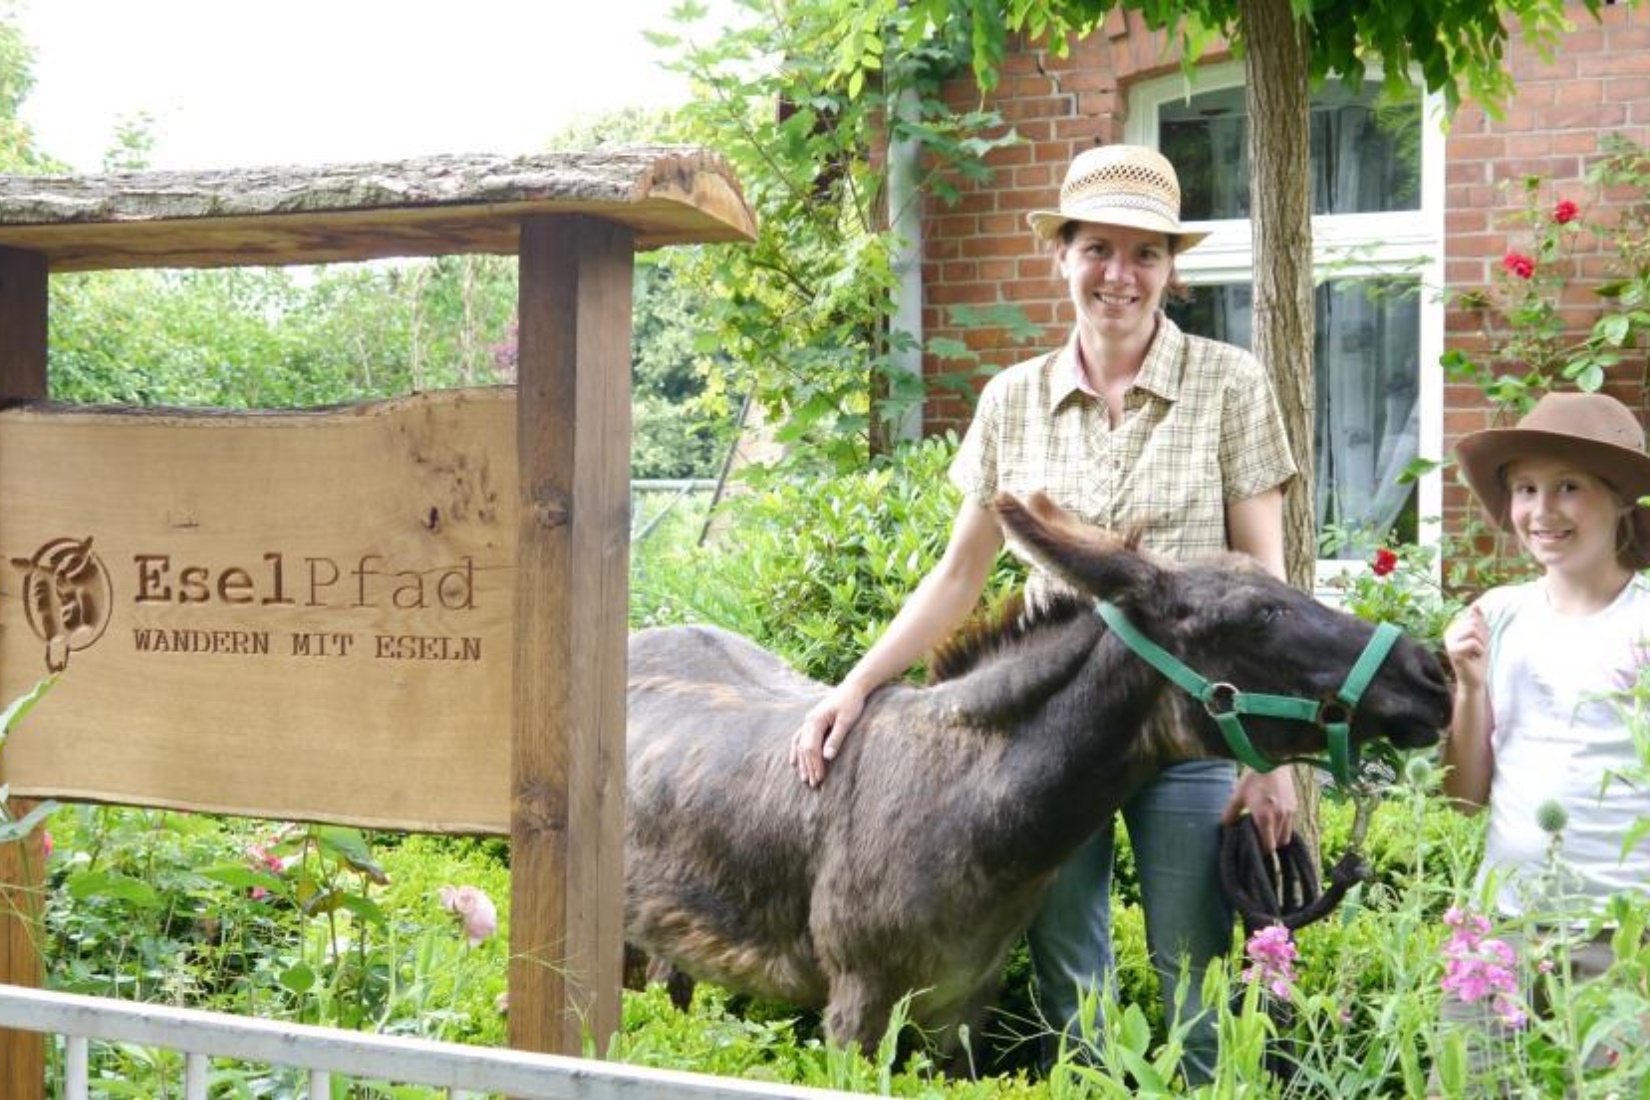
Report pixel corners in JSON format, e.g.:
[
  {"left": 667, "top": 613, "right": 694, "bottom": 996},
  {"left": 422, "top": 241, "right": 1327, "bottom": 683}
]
[{"left": 1477, "top": 573, "right": 1650, "bottom": 918}]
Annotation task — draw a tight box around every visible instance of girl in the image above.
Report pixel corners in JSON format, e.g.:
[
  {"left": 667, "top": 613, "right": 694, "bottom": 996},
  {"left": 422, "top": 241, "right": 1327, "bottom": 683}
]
[{"left": 1441, "top": 390, "right": 1650, "bottom": 1079}]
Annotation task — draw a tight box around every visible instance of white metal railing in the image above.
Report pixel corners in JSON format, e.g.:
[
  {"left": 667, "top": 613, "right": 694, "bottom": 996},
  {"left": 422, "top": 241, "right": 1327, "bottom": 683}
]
[
  {"left": 631, "top": 477, "right": 717, "bottom": 543},
  {"left": 0, "top": 983, "right": 857, "bottom": 1100}
]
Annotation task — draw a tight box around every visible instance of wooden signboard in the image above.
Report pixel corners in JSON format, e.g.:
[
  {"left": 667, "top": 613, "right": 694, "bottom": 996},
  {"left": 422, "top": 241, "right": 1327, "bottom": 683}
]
[
  {"left": 0, "top": 148, "right": 755, "bottom": 1091},
  {"left": 0, "top": 390, "right": 520, "bottom": 832}
]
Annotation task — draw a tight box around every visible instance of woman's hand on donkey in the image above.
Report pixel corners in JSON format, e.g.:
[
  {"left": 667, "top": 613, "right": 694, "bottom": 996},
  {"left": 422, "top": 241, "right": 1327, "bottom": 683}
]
[
  {"left": 792, "top": 684, "right": 866, "bottom": 787},
  {"left": 1223, "top": 768, "right": 1298, "bottom": 852}
]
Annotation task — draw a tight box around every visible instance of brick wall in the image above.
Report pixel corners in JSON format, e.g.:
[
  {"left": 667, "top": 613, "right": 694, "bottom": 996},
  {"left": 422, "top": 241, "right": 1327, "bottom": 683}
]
[
  {"left": 923, "top": 12, "right": 1197, "bottom": 431},
  {"left": 1438, "top": 0, "right": 1649, "bottom": 542},
  {"left": 920, "top": 2, "right": 1649, "bottom": 555}
]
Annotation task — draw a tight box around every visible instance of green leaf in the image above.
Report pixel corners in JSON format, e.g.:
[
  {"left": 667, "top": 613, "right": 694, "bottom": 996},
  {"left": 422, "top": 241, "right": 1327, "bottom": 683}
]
[
  {"left": 1573, "top": 363, "right": 1606, "bottom": 391},
  {"left": 1597, "top": 313, "right": 1632, "bottom": 345},
  {"left": 316, "top": 826, "right": 389, "bottom": 884},
  {"left": 0, "top": 676, "right": 56, "bottom": 742},
  {"left": 0, "top": 800, "right": 57, "bottom": 844},
  {"left": 65, "top": 869, "right": 163, "bottom": 910},
  {"left": 201, "top": 864, "right": 282, "bottom": 891},
  {"left": 279, "top": 963, "right": 316, "bottom": 994},
  {"left": 1397, "top": 456, "right": 1443, "bottom": 483},
  {"left": 300, "top": 888, "right": 346, "bottom": 916},
  {"left": 1622, "top": 818, "right": 1650, "bottom": 860},
  {"left": 337, "top": 893, "right": 388, "bottom": 927}
]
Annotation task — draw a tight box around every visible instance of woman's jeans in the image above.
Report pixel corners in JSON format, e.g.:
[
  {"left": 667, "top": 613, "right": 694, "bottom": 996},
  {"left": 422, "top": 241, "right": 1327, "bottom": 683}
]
[{"left": 1027, "top": 759, "right": 1237, "bottom": 1085}]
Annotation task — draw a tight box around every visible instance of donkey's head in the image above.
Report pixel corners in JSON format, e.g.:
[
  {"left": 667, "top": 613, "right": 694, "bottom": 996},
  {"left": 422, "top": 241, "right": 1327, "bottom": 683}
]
[{"left": 994, "top": 492, "right": 1449, "bottom": 767}]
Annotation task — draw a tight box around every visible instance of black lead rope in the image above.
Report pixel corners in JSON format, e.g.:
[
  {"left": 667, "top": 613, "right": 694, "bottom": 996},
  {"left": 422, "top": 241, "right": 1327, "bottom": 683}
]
[
  {"left": 1218, "top": 817, "right": 1371, "bottom": 936},
  {"left": 1220, "top": 776, "right": 1386, "bottom": 935},
  {"left": 1220, "top": 783, "right": 1387, "bottom": 1081}
]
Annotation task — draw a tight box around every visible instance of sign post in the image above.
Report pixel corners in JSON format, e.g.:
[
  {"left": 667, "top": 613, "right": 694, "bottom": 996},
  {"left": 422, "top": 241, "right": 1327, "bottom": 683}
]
[{"left": 0, "top": 151, "right": 755, "bottom": 1094}]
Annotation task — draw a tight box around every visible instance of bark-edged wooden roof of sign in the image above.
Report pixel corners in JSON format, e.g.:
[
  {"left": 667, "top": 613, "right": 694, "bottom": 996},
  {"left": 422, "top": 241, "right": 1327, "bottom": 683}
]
[{"left": 0, "top": 146, "right": 757, "bottom": 271}]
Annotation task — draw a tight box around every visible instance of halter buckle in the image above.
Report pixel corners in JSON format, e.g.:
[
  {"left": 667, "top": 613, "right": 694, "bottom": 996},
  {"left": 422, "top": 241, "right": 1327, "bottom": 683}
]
[
  {"left": 1315, "top": 696, "right": 1353, "bottom": 728},
  {"left": 1204, "top": 682, "right": 1240, "bottom": 718}
]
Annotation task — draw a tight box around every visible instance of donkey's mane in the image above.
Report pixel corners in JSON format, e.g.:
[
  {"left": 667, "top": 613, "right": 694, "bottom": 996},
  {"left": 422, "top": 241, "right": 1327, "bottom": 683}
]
[
  {"left": 926, "top": 590, "right": 1092, "bottom": 684},
  {"left": 927, "top": 526, "right": 1160, "bottom": 685}
]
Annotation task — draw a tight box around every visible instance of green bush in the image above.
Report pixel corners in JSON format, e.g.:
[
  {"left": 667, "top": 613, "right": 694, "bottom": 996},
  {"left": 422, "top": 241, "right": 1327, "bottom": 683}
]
[{"left": 632, "top": 433, "right": 1025, "bottom": 683}]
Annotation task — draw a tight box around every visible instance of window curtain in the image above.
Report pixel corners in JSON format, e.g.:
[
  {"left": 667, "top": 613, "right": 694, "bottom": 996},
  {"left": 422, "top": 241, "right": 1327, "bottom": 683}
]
[
  {"left": 1163, "top": 78, "right": 1422, "bottom": 555},
  {"left": 1313, "top": 281, "right": 1421, "bottom": 554},
  {"left": 1164, "top": 82, "right": 1418, "bottom": 218},
  {"left": 1168, "top": 280, "right": 1420, "bottom": 556}
]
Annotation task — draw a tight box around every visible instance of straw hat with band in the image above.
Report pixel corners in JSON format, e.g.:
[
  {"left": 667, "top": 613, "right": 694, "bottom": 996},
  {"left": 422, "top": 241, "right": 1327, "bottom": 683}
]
[
  {"left": 1026, "top": 144, "right": 1210, "bottom": 252},
  {"left": 1455, "top": 391, "right": 1650, "bottom": 570}
]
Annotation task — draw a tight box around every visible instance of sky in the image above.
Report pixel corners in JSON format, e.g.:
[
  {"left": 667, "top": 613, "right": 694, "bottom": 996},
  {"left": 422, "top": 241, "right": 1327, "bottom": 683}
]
[{"left": 15, "top": 0, "right": 721, "bottom": 172}]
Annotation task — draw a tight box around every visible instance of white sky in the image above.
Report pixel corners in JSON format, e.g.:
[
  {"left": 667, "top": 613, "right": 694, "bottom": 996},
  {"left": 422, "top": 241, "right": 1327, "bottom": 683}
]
[{"left": 15, "top": 0, "right": 716, "bottom": 172}]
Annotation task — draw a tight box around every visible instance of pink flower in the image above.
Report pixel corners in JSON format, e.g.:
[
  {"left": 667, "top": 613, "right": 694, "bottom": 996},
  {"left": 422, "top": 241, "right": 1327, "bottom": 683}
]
[
  {"left": 1443, "top": 905, "right": 1492, "bottom": 942},
  {"left": 1241, "top": 924, "right": 1298, "bottom": 999},
  {"left": 440, "top": 885, "right": 498, "bottom": 947},
  {"left": 1503, "top": 251, "right": 1536, "bottom": 280},
  {"left": 41, "top": 830, "right": 53, "bottom": 861},
  {"left": 1553, "top": 199, "right": 1579, "bottom": 225},
  {"left": 1440, "top": 907, "right": 1526, "bottom": 1029},
  {"left": 246, "top": 843, "right": 286, "bottom": 875},
  {"left": 1371, "top": 548, "right": 1399, "bottom": 577}
]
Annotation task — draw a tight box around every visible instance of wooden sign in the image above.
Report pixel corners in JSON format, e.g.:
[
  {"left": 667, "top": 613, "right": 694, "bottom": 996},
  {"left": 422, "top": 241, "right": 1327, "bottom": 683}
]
[{"left": 0, "top": 388, "right": 520, "bottom": 832}]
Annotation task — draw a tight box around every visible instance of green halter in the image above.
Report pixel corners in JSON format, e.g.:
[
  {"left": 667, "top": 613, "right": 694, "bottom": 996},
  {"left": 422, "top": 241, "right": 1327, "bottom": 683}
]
[{"left": 1094, "top": 600, "right": 1404, "bottom": 787}]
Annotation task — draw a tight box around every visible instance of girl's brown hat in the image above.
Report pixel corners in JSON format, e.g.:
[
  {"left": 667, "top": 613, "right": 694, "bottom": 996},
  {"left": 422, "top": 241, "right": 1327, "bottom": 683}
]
[{"left": 1455, "top": 391, "right": 1650, "bottom": 569}]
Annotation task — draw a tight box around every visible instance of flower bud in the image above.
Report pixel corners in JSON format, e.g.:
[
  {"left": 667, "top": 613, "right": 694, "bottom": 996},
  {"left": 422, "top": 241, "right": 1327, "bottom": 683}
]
[{"left": 1535, "top": 799, "right": 1568, "bottom": 836}]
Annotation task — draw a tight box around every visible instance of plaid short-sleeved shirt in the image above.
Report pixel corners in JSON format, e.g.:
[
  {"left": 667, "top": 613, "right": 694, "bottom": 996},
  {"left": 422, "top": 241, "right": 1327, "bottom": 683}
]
[{"left": 950, "top": 315, "right": 1296, "bottom": 598}]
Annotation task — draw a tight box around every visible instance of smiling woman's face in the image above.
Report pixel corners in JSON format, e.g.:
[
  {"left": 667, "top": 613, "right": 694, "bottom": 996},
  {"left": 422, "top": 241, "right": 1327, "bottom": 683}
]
[{"left": 1057, "top": 222, "right": 1173, "bottom": 344}]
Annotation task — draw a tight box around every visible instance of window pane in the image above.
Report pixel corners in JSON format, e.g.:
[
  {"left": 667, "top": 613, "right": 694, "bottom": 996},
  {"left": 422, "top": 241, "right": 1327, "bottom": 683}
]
[
  {"left": 1165, "top": 279, "right": 1421, "bottom": 554},
  {"left": 1159, "top": 80, "right": 1421, "bottom": 219}
]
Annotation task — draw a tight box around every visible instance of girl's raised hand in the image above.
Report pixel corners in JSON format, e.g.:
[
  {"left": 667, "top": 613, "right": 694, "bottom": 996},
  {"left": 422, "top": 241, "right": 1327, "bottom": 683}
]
[{"left": 1443, "top": 604, "right": 1489, "bottom": 692}]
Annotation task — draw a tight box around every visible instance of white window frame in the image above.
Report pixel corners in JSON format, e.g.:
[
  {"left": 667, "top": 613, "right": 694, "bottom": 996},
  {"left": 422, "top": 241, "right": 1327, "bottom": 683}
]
[{"left": 1125, "top": 63, "right": 1448, "bottom": 593}]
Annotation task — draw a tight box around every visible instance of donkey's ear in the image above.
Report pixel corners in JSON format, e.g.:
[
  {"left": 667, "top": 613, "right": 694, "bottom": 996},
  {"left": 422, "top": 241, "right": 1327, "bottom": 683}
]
[{"left": 993, "top": 491, "right": 1159, "bottom": 599}]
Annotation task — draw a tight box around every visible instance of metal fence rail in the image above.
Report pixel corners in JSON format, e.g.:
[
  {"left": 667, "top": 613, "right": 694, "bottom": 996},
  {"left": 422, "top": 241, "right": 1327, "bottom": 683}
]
[{"left": 0, "top": 982, "right": 855, "bottom": 1100}]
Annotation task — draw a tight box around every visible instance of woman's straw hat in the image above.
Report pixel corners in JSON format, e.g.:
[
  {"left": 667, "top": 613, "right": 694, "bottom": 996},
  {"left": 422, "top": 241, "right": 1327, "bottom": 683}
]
[
  {"left": 1026, "top": 144, "right": 1209, "bottom": 251},
  {"left": 1455, "top": 391, "right": 1650, "bottom": 569}
]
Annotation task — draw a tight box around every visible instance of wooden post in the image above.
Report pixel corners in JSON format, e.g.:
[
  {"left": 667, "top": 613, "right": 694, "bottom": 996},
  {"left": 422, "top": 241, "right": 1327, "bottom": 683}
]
[
  {"left": 509, "top": 215, "right": 632, "bottom": 1055},
  {"left": 0, "top": 244, "right": 49, "bottom": 1100}
]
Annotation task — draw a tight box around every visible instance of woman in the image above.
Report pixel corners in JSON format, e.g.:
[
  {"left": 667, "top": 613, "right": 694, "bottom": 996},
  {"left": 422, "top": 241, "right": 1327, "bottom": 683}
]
[{"left": 790, "top": 144, "right": 1298, "bottom": 1082}]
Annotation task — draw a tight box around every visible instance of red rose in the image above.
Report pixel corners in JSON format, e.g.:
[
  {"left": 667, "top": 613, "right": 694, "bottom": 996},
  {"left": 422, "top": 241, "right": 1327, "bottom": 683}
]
[
  {"left": 1554, "top": 199, "right": 1579, "bottom": 225},
  {"left": 1503, "top": 251, "right": 1536, "bottom": 280},
  {"left": 1371, "top": 548, "right": 1399, "bottom": 577}
]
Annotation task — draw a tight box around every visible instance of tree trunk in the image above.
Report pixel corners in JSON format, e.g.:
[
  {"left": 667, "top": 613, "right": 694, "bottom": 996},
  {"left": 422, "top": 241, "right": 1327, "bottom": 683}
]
[{"left": 1240, "top": 0, "right": 1324, "bottom": 860}]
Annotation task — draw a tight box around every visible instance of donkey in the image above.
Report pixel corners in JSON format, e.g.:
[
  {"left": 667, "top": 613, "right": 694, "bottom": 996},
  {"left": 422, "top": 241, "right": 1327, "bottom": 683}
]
[{"left": 624, "top": 491, "right": 1451, "bottom": 1055}]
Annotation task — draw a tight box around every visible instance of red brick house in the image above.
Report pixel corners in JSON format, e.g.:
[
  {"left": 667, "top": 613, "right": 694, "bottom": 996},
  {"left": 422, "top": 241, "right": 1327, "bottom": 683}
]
[{"left": 915, "top": 1, "right": 1649, "bottom": 585}]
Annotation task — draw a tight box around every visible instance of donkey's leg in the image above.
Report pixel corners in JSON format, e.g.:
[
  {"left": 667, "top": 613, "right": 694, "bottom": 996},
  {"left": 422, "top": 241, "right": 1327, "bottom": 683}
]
[
  {"left": 646, "top": 955, "right": 697, "bottom": 1011},
  {"left": 825, "top": 972, "right": 896, "bottom": 1057}
]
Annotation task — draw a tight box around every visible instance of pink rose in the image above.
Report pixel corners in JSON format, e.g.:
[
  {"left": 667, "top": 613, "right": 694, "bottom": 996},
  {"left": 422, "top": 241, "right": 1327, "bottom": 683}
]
[
  {"left": 440, "top": 885, "right": 498, "bottom": 947},
  {"left": 1553, "top": 199, "right": 1579, "bottom": 225}
]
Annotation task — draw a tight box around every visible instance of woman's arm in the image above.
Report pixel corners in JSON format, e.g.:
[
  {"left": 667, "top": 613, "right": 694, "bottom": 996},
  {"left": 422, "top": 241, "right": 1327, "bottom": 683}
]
[
  {"left": 1225, "top": 487, "right": 1287, "bottom": 580},
  {"left": 1222, "top": 486, "right": 1297, "bottom": 848},
  {"left": 790, "top": 496, "right": 1005, "bottom": 787}
]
